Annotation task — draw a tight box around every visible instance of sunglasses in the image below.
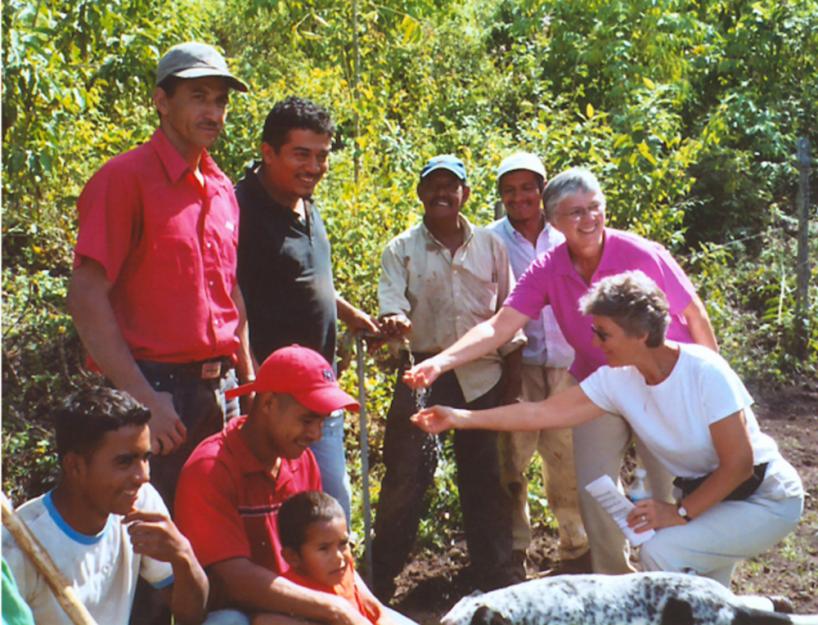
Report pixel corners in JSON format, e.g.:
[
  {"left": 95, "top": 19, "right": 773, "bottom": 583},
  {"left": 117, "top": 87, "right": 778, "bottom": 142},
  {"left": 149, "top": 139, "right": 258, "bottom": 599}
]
[{"left": 591, "top": 325, "right": 610, "bottom": 342}]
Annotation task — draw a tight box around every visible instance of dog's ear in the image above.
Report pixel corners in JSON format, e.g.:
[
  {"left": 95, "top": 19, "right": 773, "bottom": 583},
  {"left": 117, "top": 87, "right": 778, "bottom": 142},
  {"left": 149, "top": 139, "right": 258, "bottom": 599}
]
[
  {"left": 471, "top": 605, "right": 512, "bottom": 625},
  {"left": 661, "top": 597, "right": 695, "bottom": 625}
]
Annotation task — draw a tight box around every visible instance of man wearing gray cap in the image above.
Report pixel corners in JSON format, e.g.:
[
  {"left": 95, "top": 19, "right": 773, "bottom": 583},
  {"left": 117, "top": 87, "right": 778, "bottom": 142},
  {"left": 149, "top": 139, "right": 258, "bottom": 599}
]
[
  {"left": 66, "top": 42, "right": 253, "bottom": 624},
  {"left": 487, "top": 152, "right": 591, "bottom": 575},
  {"left": 373, "top": 155, "right": 526, "bottom": 600}
]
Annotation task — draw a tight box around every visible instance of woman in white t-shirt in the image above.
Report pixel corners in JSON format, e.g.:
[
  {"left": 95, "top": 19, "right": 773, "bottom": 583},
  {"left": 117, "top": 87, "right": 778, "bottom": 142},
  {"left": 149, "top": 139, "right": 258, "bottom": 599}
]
[{"left": 411, "top": 270, "right": 804, "bottom": 587}]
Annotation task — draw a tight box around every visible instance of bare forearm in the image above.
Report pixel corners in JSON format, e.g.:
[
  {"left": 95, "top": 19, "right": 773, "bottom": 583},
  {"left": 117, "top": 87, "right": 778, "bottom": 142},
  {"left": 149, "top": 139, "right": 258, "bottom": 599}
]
[
  {"left": 460, "top": 386, "right": 602, "bottom": 431},
  {"left": 681, "top": 413, "right": 754, "bottom": 518},
  {"left": 684, "top": 296, "right": 719, "bottom": 352},
  {"left": 169, "top": 552, "right": 209, "bottom": 625},
  {"left": 336, "top": 295, "right": 356, "bottom": 324},
  {"left": 679, "top": 460, "right": 754, "bottom": 518},
  {"left": 211, "top": 560, "right": 351, "bottom": 623},
  {"left": 436, "top": 307, "right": 525, "bottom": 373},
  {"left": 67, "top": 264, "right": 156, "bottom": 405},
  {"left": 231, "top": 284, "right": 255, "bottom": 383}
]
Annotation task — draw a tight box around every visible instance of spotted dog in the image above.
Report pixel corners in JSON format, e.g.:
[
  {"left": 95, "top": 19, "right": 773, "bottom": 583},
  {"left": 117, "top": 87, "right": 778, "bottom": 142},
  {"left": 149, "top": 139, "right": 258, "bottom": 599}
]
[{"left": 442, "top": 572, "right": 818, "bottom": 625}]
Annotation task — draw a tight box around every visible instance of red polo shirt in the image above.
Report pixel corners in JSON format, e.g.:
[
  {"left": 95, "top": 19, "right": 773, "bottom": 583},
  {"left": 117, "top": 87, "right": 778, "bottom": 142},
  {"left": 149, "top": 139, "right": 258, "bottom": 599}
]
[
  {"left": 174, "top": 416, "right": 322, "bottom": 573},
  {"left": 74, "top": 128, "right": 240, "bottom": 363}
]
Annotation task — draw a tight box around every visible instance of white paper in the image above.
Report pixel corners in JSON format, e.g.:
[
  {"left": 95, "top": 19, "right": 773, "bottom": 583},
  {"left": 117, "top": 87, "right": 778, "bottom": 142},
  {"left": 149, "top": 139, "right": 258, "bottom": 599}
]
[{"left": 584, "top": 475, "right": 655, "bottom": 546}]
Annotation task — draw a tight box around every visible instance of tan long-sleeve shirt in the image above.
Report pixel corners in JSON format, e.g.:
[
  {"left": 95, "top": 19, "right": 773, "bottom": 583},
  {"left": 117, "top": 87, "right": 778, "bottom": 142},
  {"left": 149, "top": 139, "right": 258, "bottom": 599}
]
[{"left": 378, "top": 215, "right": 526, "bottom": 402}]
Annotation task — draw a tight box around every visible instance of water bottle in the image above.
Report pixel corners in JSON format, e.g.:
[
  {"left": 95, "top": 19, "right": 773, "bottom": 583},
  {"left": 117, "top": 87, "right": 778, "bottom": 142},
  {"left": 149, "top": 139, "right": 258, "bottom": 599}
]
[{"left": 628, "top": 467, "right": 652, "bottom": 502}]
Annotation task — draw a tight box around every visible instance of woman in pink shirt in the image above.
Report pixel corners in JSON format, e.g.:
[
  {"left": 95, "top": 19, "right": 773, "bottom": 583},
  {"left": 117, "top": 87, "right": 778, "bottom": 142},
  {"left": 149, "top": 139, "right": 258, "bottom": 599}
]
[{"left": 404, "top": 167, "right": 718, "bottom": 575}]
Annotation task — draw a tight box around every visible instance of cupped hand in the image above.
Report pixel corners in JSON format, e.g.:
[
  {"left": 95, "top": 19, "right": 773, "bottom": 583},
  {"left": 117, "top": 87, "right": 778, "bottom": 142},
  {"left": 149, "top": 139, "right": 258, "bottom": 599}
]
[
  {"left": 410, "top": 405, "right": 463, "bottom": 434},
  {"left": 403, "top": 358, "right": 442, "bottom": 389}
]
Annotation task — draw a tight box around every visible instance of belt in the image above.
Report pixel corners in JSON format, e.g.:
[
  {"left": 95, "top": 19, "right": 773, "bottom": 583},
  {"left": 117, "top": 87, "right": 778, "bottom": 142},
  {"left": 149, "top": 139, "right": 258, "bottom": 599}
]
[{"left": 139, "top": 357, "right": 234, "bottom": 381}]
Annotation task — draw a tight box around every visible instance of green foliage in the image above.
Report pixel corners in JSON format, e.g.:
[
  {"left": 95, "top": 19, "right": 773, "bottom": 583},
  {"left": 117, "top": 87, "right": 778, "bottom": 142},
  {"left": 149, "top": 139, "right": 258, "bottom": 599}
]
[{"left": 690, "top": 208, "right": 818, "bottom": 381}]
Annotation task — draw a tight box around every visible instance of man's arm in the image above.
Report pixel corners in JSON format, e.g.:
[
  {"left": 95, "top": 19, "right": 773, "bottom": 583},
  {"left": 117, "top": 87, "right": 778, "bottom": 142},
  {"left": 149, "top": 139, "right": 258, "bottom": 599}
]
[
  {"left": 124, "top": 510, "right": 208, "bottom": 625},
  {"left": 66, "top": 259, "right": 185, "bottom": 455},
  {"left": 231, "top": 283, "right": 256, "bottom": 382},
  {"left": 209, "top": 558, "right": 371, "bottom": 625},
  {"left": 336, "top": 295, "right": 380, "bottom": 335},
  {"left": 682, "top": 294, "right": 719, "bottom": 351},
  {"left": 403, "top": 306, "right": 530, "bottom": 389},
  {"left": 411, "top": 384, "right": 604, "bottom": 434}
]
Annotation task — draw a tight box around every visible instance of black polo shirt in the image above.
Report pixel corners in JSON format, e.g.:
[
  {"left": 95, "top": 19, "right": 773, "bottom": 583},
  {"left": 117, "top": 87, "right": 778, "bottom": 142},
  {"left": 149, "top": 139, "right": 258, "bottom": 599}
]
[{"left": 235, "top": 164, "right": 337, "bottom": 365}]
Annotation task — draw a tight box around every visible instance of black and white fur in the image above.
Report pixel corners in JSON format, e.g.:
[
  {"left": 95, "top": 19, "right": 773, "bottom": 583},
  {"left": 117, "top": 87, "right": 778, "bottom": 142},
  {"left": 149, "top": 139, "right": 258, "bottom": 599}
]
[{"left": 442, "top": 573, "right": 818, "bottom": 625}]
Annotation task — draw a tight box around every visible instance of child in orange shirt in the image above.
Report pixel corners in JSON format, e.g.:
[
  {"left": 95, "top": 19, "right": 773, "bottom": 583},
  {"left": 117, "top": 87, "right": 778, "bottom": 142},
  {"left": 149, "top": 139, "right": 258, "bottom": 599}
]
[{"left": 251, "top": 491, "right": 399, "bottom": 625}]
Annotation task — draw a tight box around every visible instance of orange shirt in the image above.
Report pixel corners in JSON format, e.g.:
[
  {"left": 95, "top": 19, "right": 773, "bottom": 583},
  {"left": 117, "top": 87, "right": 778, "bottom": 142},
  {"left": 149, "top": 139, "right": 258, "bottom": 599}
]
[{"left": 283, "top": 558, "right": 383, "bottom": 625}]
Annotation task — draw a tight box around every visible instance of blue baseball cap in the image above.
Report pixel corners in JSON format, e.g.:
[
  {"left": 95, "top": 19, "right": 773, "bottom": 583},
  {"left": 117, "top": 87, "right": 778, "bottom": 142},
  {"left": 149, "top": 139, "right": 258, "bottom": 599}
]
[{"left": 420, "top": 155, "right": 467, "bottom": 182}]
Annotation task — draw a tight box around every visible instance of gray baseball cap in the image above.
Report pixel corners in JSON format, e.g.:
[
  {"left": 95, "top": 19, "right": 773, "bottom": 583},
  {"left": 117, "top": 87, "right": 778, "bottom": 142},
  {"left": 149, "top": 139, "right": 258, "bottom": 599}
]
[{"left": 156, "top": 42, "right": 248, "bottom": 92}]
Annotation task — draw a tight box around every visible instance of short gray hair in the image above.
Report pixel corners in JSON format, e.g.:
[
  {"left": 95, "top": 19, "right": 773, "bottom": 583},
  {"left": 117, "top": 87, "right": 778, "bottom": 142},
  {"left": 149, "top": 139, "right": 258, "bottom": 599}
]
[
  {"left": 542, "top": 167, "right": 605, "bottom": 219},
  {"left": 579, "top": 271, "right": 670, "bottom": 347}
]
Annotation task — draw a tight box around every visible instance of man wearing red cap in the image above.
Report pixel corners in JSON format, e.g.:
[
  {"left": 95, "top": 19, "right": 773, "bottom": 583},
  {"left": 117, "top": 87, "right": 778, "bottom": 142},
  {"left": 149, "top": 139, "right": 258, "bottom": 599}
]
[{"left": 174, "top": 345, "right": 375, "bottom": 625}]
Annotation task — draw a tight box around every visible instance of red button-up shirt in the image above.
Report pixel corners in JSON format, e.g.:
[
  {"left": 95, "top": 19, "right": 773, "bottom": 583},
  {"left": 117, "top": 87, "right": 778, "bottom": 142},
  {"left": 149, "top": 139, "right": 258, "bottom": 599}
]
[
  {"left": 74, "top": 128, "right": 240, "bottom": 363},
  {"left": 175, "top": 416, "right": 323, "bottom": 573}
]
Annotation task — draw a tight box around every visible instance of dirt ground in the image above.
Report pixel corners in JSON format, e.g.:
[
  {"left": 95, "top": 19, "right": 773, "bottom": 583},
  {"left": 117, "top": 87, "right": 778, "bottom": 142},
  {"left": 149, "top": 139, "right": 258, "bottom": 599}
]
[{"left": 385, "top": 382, "right": 818, "bottom": 624}]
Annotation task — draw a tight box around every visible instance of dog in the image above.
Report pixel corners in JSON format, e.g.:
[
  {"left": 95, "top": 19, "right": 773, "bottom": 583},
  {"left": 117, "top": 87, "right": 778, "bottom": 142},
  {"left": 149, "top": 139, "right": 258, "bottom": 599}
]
[{"left": 441, "top": 572, "right": 818, "bottom": 625}]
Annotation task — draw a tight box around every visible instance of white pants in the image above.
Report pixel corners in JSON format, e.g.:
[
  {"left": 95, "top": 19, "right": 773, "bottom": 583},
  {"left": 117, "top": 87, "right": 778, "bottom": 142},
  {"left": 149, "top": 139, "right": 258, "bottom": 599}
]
[
  {"left": 571, "top": 375, "right": 674, "bottom": 574},
  {"left": 498, "top": 366, "right": 589, "bottom": 559},
  {"left": 641, "top": 460, "right": 804, "bottom": 586}
]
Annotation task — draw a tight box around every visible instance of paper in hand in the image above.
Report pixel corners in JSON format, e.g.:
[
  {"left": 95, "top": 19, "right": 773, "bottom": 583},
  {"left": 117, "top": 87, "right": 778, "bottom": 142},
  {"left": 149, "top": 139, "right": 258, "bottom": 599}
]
[{"left": 584, "top": 474, "right": 655, "bottom": 546}]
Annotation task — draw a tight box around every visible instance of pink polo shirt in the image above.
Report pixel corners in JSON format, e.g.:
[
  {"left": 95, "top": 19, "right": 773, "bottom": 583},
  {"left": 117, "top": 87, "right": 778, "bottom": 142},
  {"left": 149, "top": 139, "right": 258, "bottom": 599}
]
[
  {"left": 74, "top": 128, "right": 240, "bottom": 363},
  {"left": 506, "top": 228, "right": 696, "bottom": 381}
]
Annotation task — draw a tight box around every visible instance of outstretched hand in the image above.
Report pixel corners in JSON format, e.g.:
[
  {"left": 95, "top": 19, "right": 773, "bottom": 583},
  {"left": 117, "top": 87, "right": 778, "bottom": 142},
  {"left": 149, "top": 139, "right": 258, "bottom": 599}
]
[
  {"left": 410, "top": 405, "right": 464, "bottom": 434},
  {"left": 403, "top": 358, "right": 443, "bottom": 389}
]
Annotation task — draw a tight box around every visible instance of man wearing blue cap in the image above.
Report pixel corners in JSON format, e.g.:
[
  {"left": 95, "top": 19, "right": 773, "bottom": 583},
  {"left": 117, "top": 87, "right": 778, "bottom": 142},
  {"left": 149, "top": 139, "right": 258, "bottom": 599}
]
[{"left": 373, "top": 155, "right": 526, "bottom": 600}]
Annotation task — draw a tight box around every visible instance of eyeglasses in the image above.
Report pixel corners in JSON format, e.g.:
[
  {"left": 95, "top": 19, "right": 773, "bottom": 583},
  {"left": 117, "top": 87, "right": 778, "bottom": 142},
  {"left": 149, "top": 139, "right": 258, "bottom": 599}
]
[
  {"left": 556, "top": 205, "right": 603, "bottom": 222},
  {"left": 591, "top": 325, "right": 610, "bottom": 342}
]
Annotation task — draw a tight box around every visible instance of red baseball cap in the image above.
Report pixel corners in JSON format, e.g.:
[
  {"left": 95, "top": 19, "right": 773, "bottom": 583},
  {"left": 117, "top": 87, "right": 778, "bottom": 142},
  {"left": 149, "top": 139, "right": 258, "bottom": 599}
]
[{"left": 226, "top": 345, "right": 359, "bottom": 414}]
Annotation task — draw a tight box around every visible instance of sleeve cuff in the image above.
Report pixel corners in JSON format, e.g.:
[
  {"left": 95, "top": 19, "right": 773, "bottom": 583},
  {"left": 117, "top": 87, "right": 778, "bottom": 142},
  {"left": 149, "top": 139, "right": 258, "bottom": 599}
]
[{"left": 151, "top": 574, "right": 174, "bottom": 590}]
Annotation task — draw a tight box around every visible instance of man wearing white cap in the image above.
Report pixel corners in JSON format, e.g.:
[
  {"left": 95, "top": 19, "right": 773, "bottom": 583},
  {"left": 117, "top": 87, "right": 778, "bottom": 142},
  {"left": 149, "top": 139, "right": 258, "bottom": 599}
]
[
  {"left": 67, "top": 41, "right": 253, "bottom": 624},
  {"left": 486, "top": 152, "right": 591, "bottom": 574}
]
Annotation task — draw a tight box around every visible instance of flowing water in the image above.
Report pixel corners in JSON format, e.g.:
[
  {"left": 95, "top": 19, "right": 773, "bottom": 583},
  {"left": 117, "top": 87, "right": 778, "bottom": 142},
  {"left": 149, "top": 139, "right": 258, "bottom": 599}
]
[{"left": 403, "top": 337, "right": 445, "bottom": 462}]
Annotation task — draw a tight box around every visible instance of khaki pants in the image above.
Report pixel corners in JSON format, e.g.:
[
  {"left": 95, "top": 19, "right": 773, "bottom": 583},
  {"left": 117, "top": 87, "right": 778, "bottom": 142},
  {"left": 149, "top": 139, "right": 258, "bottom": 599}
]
[{"left": 499, "top": 365, "right": 589, "bottom": 560}]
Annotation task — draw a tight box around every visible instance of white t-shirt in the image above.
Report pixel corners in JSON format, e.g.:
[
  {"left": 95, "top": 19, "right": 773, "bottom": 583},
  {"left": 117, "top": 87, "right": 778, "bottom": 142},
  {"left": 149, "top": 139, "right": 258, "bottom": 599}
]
[
  {"left": 2, "top": 483, "right": 173, "bottom": 625},
  {"left": 580, "top": 343, "right": 785, "bottom": 479}
]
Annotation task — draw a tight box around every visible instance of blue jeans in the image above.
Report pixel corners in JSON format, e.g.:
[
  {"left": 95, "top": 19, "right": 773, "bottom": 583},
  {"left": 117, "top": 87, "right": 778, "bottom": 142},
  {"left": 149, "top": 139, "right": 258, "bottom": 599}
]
[{"left": 309, "top": 410, "right": 352, "bottom": 521}]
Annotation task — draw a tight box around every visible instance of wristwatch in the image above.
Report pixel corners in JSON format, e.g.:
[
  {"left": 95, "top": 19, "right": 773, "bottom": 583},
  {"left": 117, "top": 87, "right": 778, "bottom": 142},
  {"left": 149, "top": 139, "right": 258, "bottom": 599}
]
[{"left": 676, "top": 502, "right": 692, "bottom": 522}]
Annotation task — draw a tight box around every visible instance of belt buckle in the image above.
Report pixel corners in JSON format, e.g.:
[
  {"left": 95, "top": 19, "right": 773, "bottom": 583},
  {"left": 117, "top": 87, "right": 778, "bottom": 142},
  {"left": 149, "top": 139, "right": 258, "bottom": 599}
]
[{"left": 200, "top": 361, "right": 222, "bottom": 380}]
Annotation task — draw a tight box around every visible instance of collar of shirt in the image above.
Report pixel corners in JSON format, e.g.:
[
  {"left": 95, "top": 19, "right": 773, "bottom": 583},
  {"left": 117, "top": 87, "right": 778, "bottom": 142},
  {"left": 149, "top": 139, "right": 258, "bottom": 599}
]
[
  {"left": 224, "top": 417, "right": 295, "bottom": 488},
  {"left": 554, "top": 226, "right": 614, "bottom": 279},
  {"left": 242, "top": 162, "right": 316, "bottom": 223},
  {"left": 498, "top": 216, "right": 565, "bottom": 258},
  {"left": 419, "top": 214, "right": 474, "bottom": 253},
  {"left": 149, "top": 128, "right": 221, "bottom": 185}
]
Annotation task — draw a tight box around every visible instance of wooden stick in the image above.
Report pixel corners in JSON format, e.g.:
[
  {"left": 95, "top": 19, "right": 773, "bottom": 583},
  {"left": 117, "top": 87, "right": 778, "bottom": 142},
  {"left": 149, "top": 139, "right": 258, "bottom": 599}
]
[{"left": 1, "top": 492, "right": 98, "bottom": 625}]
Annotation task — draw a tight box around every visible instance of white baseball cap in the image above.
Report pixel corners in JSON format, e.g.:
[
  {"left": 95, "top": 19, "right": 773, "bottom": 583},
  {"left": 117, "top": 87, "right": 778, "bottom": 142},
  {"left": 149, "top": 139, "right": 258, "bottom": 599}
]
[{"left": 496, "top": 152, "right": 546, "bottom": 184}]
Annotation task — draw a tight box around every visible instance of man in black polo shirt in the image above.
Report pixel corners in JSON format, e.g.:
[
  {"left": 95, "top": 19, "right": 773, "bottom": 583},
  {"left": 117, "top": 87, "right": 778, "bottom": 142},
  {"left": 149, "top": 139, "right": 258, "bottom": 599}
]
[{"left": 235, "top": 97, "right": 379, "bottom": 520}]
